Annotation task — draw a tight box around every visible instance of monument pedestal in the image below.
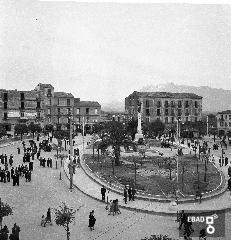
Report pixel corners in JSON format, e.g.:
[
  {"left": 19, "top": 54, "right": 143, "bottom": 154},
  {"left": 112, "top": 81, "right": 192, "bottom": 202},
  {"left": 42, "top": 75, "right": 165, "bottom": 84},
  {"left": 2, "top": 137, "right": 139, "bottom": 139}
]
[{"left": 134, "top": 133, "right": 144, "bottom": 143}]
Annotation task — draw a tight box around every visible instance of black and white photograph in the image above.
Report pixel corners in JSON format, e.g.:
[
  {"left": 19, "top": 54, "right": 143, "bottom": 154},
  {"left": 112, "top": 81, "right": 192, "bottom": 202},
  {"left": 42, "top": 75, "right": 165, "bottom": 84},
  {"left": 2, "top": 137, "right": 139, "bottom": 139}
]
[{"left": 1, "top": 0, "right": 231, "bottom": 239}]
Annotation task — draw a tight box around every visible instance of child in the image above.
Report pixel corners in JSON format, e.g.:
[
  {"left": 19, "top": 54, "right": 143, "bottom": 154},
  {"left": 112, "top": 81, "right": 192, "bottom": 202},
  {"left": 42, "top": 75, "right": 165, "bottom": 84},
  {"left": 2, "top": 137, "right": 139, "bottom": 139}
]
[{"left": 41, "top": 215, "right": 45, "bottom": 227}]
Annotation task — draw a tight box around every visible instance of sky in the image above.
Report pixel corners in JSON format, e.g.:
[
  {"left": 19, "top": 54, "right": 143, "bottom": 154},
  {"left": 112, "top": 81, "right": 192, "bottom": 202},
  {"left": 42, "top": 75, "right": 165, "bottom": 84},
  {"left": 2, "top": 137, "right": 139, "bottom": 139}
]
[{"left": 1, "top": 0, "right": 231, "bottom": 103}]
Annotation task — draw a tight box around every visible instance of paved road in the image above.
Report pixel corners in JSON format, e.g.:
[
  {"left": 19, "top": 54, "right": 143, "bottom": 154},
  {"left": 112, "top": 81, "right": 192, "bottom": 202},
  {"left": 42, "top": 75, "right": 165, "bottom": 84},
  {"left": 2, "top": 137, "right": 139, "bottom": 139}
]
[{"left": 0, "top": 135, "right": 230, "bottom": 240}]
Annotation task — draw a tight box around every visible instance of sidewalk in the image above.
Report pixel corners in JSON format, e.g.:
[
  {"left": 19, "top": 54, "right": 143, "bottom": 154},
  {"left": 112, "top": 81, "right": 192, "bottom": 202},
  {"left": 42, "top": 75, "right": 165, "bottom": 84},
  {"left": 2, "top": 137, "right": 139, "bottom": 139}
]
[{"left": 63, "top": 139, "right": 231, "bottom": 216}]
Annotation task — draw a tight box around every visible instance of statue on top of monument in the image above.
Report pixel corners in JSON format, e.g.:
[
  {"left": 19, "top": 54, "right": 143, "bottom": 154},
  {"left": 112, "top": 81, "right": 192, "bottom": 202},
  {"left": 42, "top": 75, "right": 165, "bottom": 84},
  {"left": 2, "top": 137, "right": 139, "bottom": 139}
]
[{"left": 137, "top": 99, "right": 142, "bottom": 113}]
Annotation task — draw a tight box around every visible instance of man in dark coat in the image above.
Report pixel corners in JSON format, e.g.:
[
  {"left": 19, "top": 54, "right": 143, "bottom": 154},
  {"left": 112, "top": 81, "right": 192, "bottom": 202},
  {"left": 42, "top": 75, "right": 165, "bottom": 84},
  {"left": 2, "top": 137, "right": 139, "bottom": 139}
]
[
  {"left": 123, "top": 187, "right": 128, "bottom": 204},
  {"left": 101, "top": 186, "right": 106, "bottom": 201},
  {"left": 128, "top": 186, "right": 132, "bottom": 201},
  {"left": 12, "top": 223, "right": 20, "bottom": 240},
  {"left": 132, "top": 187, "right": 136, "bottom": 201},
  {"left": 88, "top": 210, "right": 96, "bottom": 231}
]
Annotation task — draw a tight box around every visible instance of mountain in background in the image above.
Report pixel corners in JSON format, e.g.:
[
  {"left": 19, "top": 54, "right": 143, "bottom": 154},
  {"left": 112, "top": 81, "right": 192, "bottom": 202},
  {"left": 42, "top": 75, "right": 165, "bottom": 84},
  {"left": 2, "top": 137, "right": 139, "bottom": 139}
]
[
  {"left": 101, "top": 100, "right": 125, "bottom": 113},
  {"left": 140, "top": 82, "right": 231, "bottom": 113},
  {"left": 101, "top": 82, "right": 231, "bottom": 113}
]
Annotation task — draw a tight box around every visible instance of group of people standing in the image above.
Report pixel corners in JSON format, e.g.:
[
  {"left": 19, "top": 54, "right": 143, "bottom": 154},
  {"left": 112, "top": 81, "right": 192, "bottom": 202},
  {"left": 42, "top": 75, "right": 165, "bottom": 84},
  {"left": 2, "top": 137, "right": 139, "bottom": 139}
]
[
  {"left": 39, "top": 157, "right": 53, "bottom": 168},
  {"left": 0, "top": 223, "right": 20, "bottom": 240},
  {"left": 124, "top": 186, "right": 136, "bottom": 204}
]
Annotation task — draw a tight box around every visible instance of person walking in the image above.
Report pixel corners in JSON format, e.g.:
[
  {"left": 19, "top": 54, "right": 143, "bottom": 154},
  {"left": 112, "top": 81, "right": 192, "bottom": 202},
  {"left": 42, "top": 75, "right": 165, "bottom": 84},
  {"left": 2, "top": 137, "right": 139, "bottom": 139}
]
[
  {"left": 12, "top": 223, "right": 20, "bottom": 240},
  {"left": 123, "top": 187, "right": 128, "bottom": 204},
  {"left": 88, "top": 210, "right": 96, "bottom": 231},
  {"left": 101, "top": 185, "right": 106, "bottom": 202},
  {"left": 128, "top": 186, "right": 132, "bottom": 201},
  {"left": 44, "top": 208, "right": 52, "bottom": 227},
  {"left": 132, "top": 187, "right": 136, "bottom": 201}
]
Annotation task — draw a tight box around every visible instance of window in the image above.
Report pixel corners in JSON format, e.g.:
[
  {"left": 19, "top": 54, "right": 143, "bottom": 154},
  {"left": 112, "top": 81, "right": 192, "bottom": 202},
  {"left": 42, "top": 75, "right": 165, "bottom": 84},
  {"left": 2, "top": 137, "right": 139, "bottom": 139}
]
[
  {"left": 157, "top": 101, "right": 161, "bottom": 108},
  {"left": 164, "top": 101, "right": 168, "bottom": 108},
  {"left": 86, "top": 108, "right": 89, "bottom": 114},
  {"left": 95, "top": 108, "right": 98, "bottom": 114},
  {"left": 229, "top": 115, "right": 231, "bottom": 120},
  {"left": 177, "top": 109, "right": 182, "bottom": 116},
  {"left": 195, "top": 101, "right": 198, "bottom": 108},
  {"left": 48, "top": 117, "right": 51, "bottom": 123},
  {"left": 21, "top": 102, "right": 24, "bottom": 109},
  {"left": 157, "top": 109, "right": 161, "bottom": 116},
  {"left": 47, "top": 108, "right": 51, "bottom": 115},
  {"left": 48, "top": 99, "right": 52, "bottom": 106},
  {"left": 57, "top": 108, "right": 60, "bottom": 115},
  {"left": 146, "top": 117, "right": 150, "bottom": 123},
  {"left": 171, "top": 109, "right": 175, "bottom": 116},
  {"left": 186, "top": 117, "right": 189, "bottom": 122},
  {"left": 221, "top": 115, "right": 224, "bottom": 120},
  {"left": 86, "top": 117, "right": 89, "bottom": 122},
  {"left": 171, "top": 117, "right": 174, "bottom": 123},
  {"left": 58, "top": 117, "right": 60, "bottom": 123},
  {"left": 195, "top": 117, "right": 198, "bottom": 122},
  {"left": 225, "top": 122, "right": 228, "bottom": 127},
  {"left": 146, "top": 100, "right": 150, "bottom": 108},
  {"left": 3, "top": 112, "right": 7, "bottom": 120},
  {"left": 165, "top": 117, "right": 168, "bottom": 124},
  {"left": 171, "top": 101, "right": 175, "bottom": 107},
  {"left": 229, "top": 122, "right": 231, "bottom": 127},
  {"left": 178, "top": 101, "right": 182, "bottom": 108},
  {"left": 21, "top": 112, "right": 24, "bottom": 117},
  {"left": 67, "top": 99, "right": 70, "bottom": 106},
  {"left": 225, "top": 115, "right": 228, "bottom": 119},
  {"left": 185, "top": 109, "right": 189, "bottom": 116},
  {"left": 220, "top": 122, "right": 224, "bottom": 127},
  {"left": 37, "top": 102, "right": 41, "bottom": 109},
  {"left": 67, "top": 108, "right": 71, "bottom": 115},
  {"left": 3, "top": 93, "right": 8, "bottom": 101},
  {"left": 20, "top": 93, "right": 25, "bottom": 101},
  {"left": 47, "top": 89, "right": 52, "bottom": 96},
  {"left": 185, "top": 101, "right": 189, "bottom": 108},
  {"left": 165, "top": 109, "right": 168, "bottom": 116},
  {"left": 37, "top": 112, "right": 40, "bottom": 118},
  {"left": 76, "top": 108, "right": 80, "bottom": 114},
  {"left": 146, "top": 109, "right": 150, "bottom": 116},
  {"left": 3, "top": 102, "right": 7, "bottom": 109}
]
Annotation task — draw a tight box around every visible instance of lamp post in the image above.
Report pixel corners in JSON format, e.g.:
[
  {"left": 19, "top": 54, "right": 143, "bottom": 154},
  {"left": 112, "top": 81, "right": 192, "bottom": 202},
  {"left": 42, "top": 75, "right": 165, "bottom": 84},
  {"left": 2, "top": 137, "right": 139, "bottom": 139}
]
[
  {"left": 82, "top": 116, "right": 85, "bottom": 155},
  {"left": 69, "top": 117, "right": 74, "bottom": 191}
]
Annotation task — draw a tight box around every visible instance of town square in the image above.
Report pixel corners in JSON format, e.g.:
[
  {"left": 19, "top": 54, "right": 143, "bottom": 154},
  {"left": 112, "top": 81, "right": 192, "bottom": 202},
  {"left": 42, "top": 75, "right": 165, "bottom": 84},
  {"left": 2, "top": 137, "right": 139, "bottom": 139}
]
[{"left": 1, "top": 1, "right": 231, "bottom": 240}]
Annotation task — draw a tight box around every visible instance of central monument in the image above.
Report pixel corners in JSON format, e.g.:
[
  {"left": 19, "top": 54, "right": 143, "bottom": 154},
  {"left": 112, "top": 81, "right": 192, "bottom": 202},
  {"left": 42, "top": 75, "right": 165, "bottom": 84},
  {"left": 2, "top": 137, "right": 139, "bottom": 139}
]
[{"left": 134, "top": 99, "right": 144, "bottom": 143}]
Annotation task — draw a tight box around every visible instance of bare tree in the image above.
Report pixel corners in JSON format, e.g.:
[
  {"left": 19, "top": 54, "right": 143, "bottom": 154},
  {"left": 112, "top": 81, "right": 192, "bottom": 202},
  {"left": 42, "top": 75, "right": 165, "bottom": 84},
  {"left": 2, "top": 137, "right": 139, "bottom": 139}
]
[{"left": 54, "top": 202, "right": 82, "bottom": 240}]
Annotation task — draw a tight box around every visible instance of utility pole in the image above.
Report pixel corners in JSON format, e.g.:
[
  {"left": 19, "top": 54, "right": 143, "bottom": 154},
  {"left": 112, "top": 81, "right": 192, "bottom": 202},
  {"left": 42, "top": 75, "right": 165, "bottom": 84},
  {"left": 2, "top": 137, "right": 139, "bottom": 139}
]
[
  {"left": 82, "top": 116, "right": 85, "bottom": 155},
  {"left": 206, "top": 116, "right": 209, "bottom": 136},
  {"left": 69, "top": 117, "right": 73, "bottom": 191}
]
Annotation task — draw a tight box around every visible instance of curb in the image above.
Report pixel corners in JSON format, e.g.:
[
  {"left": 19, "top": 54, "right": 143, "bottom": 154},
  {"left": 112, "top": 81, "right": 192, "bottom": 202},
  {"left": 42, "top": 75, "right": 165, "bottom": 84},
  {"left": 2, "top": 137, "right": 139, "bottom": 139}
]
[{"left": 80, "top": 154, "right": 228, "bottom": 204}]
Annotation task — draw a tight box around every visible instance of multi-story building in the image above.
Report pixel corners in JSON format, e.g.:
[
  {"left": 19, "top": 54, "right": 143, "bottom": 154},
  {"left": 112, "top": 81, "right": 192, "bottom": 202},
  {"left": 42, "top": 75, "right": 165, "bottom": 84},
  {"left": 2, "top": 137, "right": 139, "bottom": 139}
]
[
  {"left": 125, "top": 91, "right": 202, "bottom": 125},
  {"left": 0, "top": 89, "right": 44, "bottom": 131},
  {"left": 0, "top": 83, "right": 101, "bottom": 132},
  {"left": 216, "top": 110, "right": 231, "bottom": 136},
  {"left": 73, "top": 99, "right": 101, "bottom": 132}
]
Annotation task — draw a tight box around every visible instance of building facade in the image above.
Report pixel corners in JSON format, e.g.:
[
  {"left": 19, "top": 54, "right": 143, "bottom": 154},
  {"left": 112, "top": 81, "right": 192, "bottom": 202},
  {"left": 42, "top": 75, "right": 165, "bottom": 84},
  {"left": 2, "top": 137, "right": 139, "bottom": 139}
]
[
  {"left": 125, "top": 91, "right": 202, "bottom": 125},
  {"left": 73, "top": 100, "right": 101, "bottom": 131},
  {"left": 0, "top": 83, "right": 101, "bottom": 132},
  {"left": 216, "top": 110, "right": 231, "bottom": 136}
]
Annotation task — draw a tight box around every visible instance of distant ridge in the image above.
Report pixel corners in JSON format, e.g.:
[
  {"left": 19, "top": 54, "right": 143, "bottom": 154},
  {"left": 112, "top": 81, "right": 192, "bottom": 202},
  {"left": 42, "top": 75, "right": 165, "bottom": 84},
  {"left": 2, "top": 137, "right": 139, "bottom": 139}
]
[{"left": 101, "top": 83, "right": 231, "bottom": 113}]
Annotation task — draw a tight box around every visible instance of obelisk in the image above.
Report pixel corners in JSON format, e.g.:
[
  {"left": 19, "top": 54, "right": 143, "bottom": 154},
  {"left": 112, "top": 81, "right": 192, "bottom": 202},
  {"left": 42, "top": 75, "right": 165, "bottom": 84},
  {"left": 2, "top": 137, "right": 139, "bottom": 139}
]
[{"left": 134, "top": 100, "right": 144, "bottom": 142}]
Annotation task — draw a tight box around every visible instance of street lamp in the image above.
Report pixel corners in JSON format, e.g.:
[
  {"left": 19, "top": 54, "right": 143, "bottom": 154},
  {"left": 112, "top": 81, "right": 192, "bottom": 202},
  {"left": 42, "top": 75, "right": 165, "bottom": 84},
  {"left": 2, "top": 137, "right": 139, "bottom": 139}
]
[{"left": 69, "top": 116, "right": 74, "bottom": 191}]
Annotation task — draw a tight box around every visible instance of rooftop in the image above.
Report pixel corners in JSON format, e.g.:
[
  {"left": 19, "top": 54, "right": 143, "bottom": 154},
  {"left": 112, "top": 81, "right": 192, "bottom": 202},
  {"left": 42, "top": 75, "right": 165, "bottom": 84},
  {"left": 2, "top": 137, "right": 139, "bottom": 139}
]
[
  {"left": 74, "top": 101, "right": 101, "bottom": 107},
  {"left": 54, "top": 92, "right": 74, "bottom": 98},
  {"left": 35, "top": 83, "right": 54, "bottom": 90},
  {"left": 132, "top": 91, "right": 202, "bottom": 99},
  {"left": 217, "top": 110, "right": 231, "bottom": 114}
]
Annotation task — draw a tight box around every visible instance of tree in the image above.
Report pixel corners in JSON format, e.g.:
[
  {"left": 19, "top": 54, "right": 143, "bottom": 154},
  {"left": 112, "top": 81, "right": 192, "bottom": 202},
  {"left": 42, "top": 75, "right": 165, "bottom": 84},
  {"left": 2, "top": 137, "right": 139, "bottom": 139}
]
[
  {"left": 141, "top": 234, "right": 177, "bottom": 240},
  {"left": 0, "top": 125, "right": 7, "bottom": 138},
  {"left": 163, "top": 157, "right": 177, "bottom": 181},
  {"left": 147, "top": 119, "right": 165, "bottom": 137},
  {"left": 54, "top": 202, "right": 82, "bottom": 240},
  {"left": 0, "top": 199, "right": 13, "bottom": 230},
  {"left": 28, "top": 123, "right": 42, "bottom": 138},
  {"left": 126, "top": 119, "right": 138, "bottom": 140},
  {"left": 44, "top": 124, "right": 54, "bottom": 132},
  {"left": 106, "top": 121, "right": 127, "bottom": 166},
  {"left": 14, "top": 124, "right": 28, "bottom": 140}
]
